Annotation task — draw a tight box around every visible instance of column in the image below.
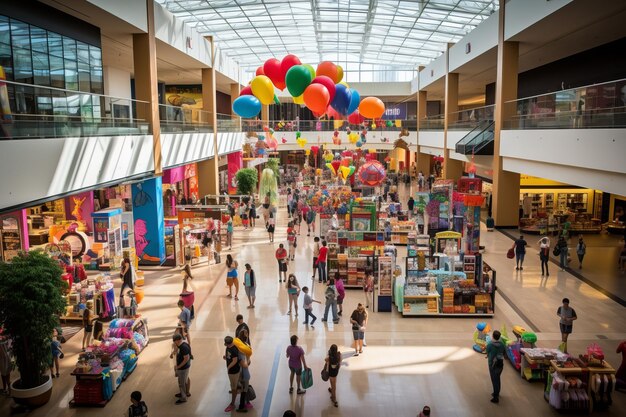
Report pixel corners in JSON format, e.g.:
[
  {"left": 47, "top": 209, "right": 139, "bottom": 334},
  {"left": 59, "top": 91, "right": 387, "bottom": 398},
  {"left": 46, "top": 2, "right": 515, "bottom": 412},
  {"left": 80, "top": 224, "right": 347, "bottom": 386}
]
[
  {"left": 492, "top": 1, "right": 520, "bottom": 227},
  {"left": 230, "top": 83, "right": 241, "bottom": 130},
  {"left": 261, "top": 105, "right": 269, "bottom": 123},
  {"left": 443, "top": 68, "right": 464, "bottom": 180},
  {"left": 131, "top": 177, "right": 165, "bottom": 265},
  {"left": 416, "top": 87, "right": 431, "bottom": 175},
  {"left": 132, "top": 0, "right": 161, "bottom": 175},
  {"left": 200, "top": 36, "right": 219, "bottom": 196}
]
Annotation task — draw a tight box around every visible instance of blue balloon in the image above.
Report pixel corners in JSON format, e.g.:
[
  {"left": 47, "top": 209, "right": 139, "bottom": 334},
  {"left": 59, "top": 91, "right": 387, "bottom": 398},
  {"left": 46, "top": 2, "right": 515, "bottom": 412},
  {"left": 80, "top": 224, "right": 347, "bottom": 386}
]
[
  {"left": 233, "top": 95, "right": 262, "bottom": 118},
  {"left": 347, "top": 89, "right": 360, "bottom": 115},
  {"left": 356, "top": 140, "right": 363, "bottom": 147},
  {"left": 331, "top": 84, "right": 351, "bottom": 115}
]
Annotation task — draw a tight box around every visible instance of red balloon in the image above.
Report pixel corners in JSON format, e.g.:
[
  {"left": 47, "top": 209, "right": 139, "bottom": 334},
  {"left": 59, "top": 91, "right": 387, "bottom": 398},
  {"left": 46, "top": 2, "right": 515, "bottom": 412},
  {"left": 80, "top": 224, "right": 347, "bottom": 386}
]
[
  {"left": 348, "top": 110, "right": 365, "bottom": 124},
  {"left": 240, "top": 86, "right": 253, "bottom": 96},
  {"left": 281, "top": 54, "right": 301, "bottom": 75},
  {"left": 311, "top": 76, "right": 336, "bottom": 103},
  {"left": 331, "top": 160, "right": 341, "bottom": 173},
  {"left": 303, "top": 84, "right": 330, "bottom": 114},
  {"left": 263, "top": 58, "right": 284, "bottom": 89},
  {"left": 274, "top": 80, "right": 286, "bottom": 90},
  {"left": 255, "top": 66, "right": 265, "bottom": 76}
]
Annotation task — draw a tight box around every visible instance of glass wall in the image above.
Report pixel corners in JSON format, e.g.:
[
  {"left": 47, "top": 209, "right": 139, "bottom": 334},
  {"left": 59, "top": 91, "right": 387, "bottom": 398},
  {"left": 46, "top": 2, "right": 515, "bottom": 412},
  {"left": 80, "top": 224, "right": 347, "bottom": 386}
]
[{"left": 0, "top": 14, "right": 103, "bottom": 118}]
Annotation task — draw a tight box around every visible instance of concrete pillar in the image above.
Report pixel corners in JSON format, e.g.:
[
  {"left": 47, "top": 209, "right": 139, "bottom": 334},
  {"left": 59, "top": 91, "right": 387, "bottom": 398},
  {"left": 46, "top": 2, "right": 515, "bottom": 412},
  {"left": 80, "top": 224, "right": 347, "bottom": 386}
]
[
  {"left": 492, "top": 0, "right": 520, "bottom": 227},
  {"left": 230, "top": 83, "right": 241, "bottom": 130},
  {"left": 132, "top": 0, "right": 161, "bottom": 175},
  {"left": 443, "top": 70, "right": 463, "bottom": 180},
  {"left": 201, "top": 36, "right": 219, "bottom": 196},
  {"left": 131, "top": 177, "right": 165, "bottom": 265}
]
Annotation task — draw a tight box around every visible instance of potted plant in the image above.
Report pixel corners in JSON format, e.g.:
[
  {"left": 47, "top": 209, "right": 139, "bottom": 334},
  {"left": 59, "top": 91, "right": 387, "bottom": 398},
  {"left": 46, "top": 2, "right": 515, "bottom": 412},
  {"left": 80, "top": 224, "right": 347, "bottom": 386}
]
[
  {"left": 235, "top": 168, "right": 259, "bottom": 195},
  {"left": 0, "top": 250, "right": 66, "bottom": 407}
]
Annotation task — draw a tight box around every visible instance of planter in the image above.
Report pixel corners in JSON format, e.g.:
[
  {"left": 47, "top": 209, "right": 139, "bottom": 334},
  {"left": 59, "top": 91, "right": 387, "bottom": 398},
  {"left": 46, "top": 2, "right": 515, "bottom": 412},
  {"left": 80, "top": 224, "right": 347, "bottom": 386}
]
[{"left": 11, "top": 374, "right": 53, "bottom": 408}]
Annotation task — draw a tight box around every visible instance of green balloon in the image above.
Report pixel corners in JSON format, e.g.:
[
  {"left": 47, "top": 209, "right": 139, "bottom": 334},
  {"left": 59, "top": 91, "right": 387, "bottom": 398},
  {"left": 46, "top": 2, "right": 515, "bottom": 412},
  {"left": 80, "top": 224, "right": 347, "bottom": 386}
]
[
  {"left": 302, "top": 64, "right": 316, "bottom": 81},
  {"left": 273, "top": 94, "right": 280, "bottom": 105},
  {"left": 286, "top": 65, "right": 312, "bottom": 97}
]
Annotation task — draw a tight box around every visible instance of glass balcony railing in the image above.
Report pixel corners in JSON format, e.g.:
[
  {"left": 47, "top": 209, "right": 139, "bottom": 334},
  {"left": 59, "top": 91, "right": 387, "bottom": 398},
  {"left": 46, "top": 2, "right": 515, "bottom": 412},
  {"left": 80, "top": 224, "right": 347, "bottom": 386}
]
[
  {"left": 158, "top": 104, "right": 213, "bottom": 133},
  {"left": 216, "top": 113, "right": 242, "bottom": 132},
  {"left": 448, "top": 104, "right": 495, "bottom": 130},
  {"left": 419, "top": 116, "right": 445, "bottom": 130},
  {"left": 234, "top": 119, "right": 418, "bottom": 133},
  {"left": 0, "top": 80, "right": 150, "bottom": 139},
  {"left": 503, "top": 78, "right": 626, "bottom": 129}
]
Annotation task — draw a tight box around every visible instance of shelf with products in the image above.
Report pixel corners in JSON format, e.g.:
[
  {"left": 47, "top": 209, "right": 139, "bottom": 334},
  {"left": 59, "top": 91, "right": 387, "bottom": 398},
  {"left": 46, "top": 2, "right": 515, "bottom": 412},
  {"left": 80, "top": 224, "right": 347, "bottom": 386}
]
[{"left": 61, "top": 274, "right": 118, "bottom": 322}]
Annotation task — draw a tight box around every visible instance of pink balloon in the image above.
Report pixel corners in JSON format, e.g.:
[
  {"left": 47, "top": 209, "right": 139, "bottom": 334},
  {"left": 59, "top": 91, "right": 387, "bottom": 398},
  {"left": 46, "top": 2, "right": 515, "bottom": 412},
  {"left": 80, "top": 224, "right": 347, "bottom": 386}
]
[{"left": 311, "top": 76, "right": 336, "bottom": 103}]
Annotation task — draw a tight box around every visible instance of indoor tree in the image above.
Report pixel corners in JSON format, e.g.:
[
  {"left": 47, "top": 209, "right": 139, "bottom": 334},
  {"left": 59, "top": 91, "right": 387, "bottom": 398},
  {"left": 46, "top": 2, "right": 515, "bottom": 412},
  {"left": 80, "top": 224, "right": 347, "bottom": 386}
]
[
  {"left": 235, "top": 168, "right": 259, "bottom": 195},
  {"left": 0, "top": 251, "right": 66, "bottom": 389}
]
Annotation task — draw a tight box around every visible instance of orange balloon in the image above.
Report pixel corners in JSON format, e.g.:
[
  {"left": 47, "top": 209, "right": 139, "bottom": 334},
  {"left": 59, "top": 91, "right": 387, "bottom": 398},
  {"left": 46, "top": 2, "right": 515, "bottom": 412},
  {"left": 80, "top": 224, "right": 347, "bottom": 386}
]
[
  {"left": 303, "top": 84, "right": 330, "bottom": 114},
  {"left": 359, "top": 97, "right": 385, "bottom": 119},
  {"left": 316, "top": 61, "right": 339, "bottom": 84}
]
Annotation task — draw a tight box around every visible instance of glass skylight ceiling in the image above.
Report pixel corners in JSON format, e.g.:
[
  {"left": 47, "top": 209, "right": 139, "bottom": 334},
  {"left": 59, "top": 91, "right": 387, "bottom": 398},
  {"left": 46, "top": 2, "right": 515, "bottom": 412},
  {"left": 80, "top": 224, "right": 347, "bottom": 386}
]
[{"left": 156, "top": 0, "right": 497, "bottom": 82}]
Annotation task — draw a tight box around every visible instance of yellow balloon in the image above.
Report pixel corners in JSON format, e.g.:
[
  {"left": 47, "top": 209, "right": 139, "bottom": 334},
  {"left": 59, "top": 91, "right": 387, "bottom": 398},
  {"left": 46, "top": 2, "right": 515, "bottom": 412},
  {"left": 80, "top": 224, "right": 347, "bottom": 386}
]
[
  {"left": 251, "top": 75, "right": 275, "bottom": 105},
  {"left": 293, "top": 94, "right": 305, "bottom": 105},
  {"left": 368, "top": 148, "right": 376, "bottom": 154},
  {"left": 337, "top": 65, "right": 344, "bottom": 83},
  {"left": 371, "top": 123, "right": 377, "bottom": 129},
  {"left": 305, "top": 149, "right": 311, "bottom": 156}
]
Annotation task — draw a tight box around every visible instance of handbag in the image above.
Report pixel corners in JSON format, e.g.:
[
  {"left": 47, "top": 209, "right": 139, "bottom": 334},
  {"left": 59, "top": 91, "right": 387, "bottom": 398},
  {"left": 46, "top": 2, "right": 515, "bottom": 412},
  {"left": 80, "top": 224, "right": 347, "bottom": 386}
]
[
  {"left": 553, "top": 246, "right": 561, "bottom": 256},
  {"left": 247, "top": 385, "right": 256, "bottom": 401},
  {"left": 321, "top": 364, "right": 329, "bottom": 382},
  {"left": 301, "top": 368, "right": 313, "bottom": 389},
  {"left": 506, "top": 247, "right": 515, "bottom": 259}
]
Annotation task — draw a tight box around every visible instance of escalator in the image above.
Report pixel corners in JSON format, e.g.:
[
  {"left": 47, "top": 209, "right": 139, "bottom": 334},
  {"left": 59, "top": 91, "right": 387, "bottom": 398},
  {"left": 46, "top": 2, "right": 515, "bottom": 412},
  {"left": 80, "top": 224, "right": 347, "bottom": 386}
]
[{"left": 455, "top": 120, "right": 495, "bottom": 155}]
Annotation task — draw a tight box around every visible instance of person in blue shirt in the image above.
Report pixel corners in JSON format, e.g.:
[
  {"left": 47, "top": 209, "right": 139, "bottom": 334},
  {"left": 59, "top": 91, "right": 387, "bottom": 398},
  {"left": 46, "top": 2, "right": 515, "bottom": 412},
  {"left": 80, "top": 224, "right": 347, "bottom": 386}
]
[{"left": 49, "top": 329, "right": 63, "bottom": 378}]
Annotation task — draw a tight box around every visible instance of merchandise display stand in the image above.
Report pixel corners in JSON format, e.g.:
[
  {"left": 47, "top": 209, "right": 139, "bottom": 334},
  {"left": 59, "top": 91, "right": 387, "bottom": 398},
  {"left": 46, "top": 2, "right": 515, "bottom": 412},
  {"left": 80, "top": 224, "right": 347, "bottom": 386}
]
[
  {"left": 520, "top": 348, "right": 562, "bottom": 382},
  {"left": 61, "top": 274, "right": 117, "bottom": 322},
  {"left": 375, "top": 256, "right": 393, "bottom": 312}
]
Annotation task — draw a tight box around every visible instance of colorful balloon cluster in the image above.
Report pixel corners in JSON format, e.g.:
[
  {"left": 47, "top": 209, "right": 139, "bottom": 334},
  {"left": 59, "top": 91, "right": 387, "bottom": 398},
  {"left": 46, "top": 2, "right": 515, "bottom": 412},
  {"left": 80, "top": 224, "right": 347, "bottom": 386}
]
[{"left": 232, "top": 55, "right": 386, "bottom": 121}]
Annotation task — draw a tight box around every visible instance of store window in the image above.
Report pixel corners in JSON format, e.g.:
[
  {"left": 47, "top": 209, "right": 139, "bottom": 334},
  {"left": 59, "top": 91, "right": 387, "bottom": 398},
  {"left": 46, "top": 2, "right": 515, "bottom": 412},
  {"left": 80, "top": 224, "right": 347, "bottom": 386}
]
[{"left": 0, "top": 14, "right": 103, "bottom": 116}]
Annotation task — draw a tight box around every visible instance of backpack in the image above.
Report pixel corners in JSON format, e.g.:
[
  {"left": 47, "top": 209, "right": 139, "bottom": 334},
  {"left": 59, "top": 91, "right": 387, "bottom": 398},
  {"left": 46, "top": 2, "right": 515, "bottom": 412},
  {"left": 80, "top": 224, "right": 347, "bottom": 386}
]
[{"left": 325, "top": 286, "right": 337, "bottom": 302}]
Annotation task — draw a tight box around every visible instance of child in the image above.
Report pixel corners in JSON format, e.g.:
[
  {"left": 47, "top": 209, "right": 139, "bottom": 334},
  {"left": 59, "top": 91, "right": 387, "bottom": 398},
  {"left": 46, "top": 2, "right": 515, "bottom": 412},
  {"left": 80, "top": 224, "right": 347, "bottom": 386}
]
[
  {"left": 50, "top": 329, "right": 63, "bottom": 378},
  {"left": 82, "top": 308, "right": 93, "bottom": 351},
  {"left": 302, "top": 286, "right": 321, "bottom": 326},
  {"left": 128, "top": 390, "right": 148, "bottom": 417}
]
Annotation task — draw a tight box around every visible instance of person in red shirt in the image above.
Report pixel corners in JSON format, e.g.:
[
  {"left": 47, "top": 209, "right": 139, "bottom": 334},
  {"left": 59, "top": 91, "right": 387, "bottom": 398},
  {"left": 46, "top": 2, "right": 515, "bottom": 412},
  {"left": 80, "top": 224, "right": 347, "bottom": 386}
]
[
  {"left": 317, "top": 240, "right": 328, "bottom": 283},
  {"left": 276, "top": 244, "right": 288, "bottom": 282}
]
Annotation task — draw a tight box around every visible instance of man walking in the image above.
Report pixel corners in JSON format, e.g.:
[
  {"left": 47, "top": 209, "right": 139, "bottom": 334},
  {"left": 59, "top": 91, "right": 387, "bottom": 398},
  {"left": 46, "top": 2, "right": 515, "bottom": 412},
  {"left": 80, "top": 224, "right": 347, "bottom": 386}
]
[
  {"left": 173, "top": 333, "right": 191, "bottom": 404},
  {"left": 322, "top": 279, "right": 339, "bottom": 323},
  {"left": 514, "top": 235, "right": 527, "bottom": 270},
  {"left": 557, "top": 298, "right": 577, "bottom": 353},
  {"left": 317, "top": 240, "right": 329, "bottom": 283},
  {"left": 486, "top": 330, "right": 506, "bottom": 404},
  {"left": 235, "top": 314, "right": 251, "bottom": 346},
  {"left": 223, "top": 336, "right": 241, "bottom": 412}
]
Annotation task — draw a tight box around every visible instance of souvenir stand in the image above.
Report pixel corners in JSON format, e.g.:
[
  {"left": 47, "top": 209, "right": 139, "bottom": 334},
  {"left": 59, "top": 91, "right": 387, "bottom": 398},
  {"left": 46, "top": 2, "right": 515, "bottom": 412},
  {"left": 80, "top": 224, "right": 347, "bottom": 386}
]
[
  {"left": 349, "top": 200, "right": 377, "bottom": 232},
  {"left": 61, "top": 273, "right": 118, "bottom": 323},
  {"left": 70, "top": 317, "right": 149, "bottom": 407},
  {"left": 326, "top": 230, "right": 385, "bottom": 289},
  {"left": 177, "top": 205, "right": 226, "bottom": 266},
  {"left": 91, "top": 208, "right": 123, "bottom": 271},
  {"left": 375, "top": 255, "right": 393, "bottom": 312}
]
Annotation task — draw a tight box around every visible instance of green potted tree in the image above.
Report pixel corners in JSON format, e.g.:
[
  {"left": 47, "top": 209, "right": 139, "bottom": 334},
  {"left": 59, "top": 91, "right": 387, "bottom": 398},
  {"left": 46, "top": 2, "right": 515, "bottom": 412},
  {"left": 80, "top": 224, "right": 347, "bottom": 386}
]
[
  {"left": 235, "top": 168, "right": 259, "bottom": 195},
  {"left": 0, "top": 250, "right": 66, "bottom": 407}
]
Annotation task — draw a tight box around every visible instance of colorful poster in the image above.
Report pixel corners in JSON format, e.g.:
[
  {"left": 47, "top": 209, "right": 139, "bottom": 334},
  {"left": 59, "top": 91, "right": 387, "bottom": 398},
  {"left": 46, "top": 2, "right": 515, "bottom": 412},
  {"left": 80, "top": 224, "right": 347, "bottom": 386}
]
[{"left": 132, "top": 177, "right": 165, "bottom": 265}]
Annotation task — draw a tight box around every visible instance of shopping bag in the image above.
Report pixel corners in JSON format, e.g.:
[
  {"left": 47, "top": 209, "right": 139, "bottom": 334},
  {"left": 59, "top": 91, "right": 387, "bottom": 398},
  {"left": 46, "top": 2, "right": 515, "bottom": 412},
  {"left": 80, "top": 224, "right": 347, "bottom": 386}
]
[
  {"left": 247, "top": 385, "right": 256, "bottom": 401},
  {"left": 321, "top": 365, "right": 329, "bottom": 382},
  {"left": 506, "top": 248, "right": 515, "bottom": 259},
  {"left": 301, "top": 368, "right": 313, "bottom": 389}
]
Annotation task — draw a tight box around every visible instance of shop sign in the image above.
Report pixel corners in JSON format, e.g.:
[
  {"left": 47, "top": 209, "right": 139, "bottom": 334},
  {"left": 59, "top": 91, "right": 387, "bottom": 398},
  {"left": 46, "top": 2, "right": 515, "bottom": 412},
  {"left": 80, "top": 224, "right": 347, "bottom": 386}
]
[{"left": 382, "top": 103, "right": 407, "bottom": 120}]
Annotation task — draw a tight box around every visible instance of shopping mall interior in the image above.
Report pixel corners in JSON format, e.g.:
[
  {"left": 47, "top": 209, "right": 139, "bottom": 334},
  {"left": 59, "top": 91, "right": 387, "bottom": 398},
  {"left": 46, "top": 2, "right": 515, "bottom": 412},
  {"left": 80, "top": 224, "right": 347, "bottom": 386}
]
[{"left": 0, "top": 0, "right": 625, "bottom": 416}]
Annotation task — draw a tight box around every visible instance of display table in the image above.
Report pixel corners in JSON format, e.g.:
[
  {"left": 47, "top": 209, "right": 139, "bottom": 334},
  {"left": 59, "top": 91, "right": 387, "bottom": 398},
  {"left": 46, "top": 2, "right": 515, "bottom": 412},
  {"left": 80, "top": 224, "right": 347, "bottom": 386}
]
[{"left": 520, "top": 348, "right": 561, "bottom": 381}]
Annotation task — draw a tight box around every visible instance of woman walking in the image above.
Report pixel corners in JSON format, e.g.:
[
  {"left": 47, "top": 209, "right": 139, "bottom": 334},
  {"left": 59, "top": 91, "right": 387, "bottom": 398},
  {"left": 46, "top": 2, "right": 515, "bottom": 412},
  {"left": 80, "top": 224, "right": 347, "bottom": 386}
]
[
  {"left": 286, "top": 274, "right": 301, "bottom": 316},
  {"left": 226, "top": 218, "right": 233, "bottom": 250},
  {"left": 81, "top": 308, "right": 93, "bottom": 351},
  {"left": 305, "top": 204, "right": 316, "bottom": 236},
  {"left": 120, "top": 257, "right": 134, "bottom": 298},
  {"left": 286, "top": 335, "right": 308, "bottom": 395},
  {"left": 287, "top": 222, "right": 297, "bottom": 261},
  {"left": 244, "top": 263, "right": 257, "bottom": 308},
  {"left": 576, "top": 235, "right": 586, "bottom": 269},
  {"left": 325, "top": 344, "right": 341, "bottom": 407},
  {"left": 249, "top": 200, "right": 257, "bottom": 228},
  {"left": 335, "top": 273, "right": 345, "bottom": 316},
  {"left": 363, "top": 270, "right": 374, "bottom": 308},
  {"left": 538, "top": 237, "right": 550, "bottom": 276},
  {"left": 226, "top": 254, "right": 240, "bottom": 300},
  {"left": 267, "top": 211, "right": 276, "bottom": 242},
  {"left": 276, "top": 244, "right": 288, "bottom": 282},
  {"left": 350, "top": 303, "right": 368, "bottom": 356}
]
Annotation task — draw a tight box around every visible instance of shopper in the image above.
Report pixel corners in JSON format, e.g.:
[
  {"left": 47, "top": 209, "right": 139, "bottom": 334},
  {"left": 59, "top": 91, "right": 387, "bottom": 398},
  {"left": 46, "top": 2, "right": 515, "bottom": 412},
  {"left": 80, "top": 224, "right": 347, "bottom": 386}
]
[
  {"left": 418, "top": 405, "right": 431, "bottom": 417},
  {"left": 486, "top": 329, "right": 506, "bottom": 404},
  {"left": 177, "top": 300, "right": 192, "bottom": 346},
  {"left": 538, "top": 237, "right": 550, "bottom": 276},
  {"left": 276, "top": 244, "right": 288, "bottom": 282},
  {"left": 267, "top": 211, "right": 276, "bottom": 242},
  {"left": 128, "top": 391, "right": 148, "bottom": 417},
  {"left": 226, "top": 254, "right": 240, "bottom": 300},
  {"left": 557, "top": 298, "right": 577, "bottom": 353},
  {"left": 286, "top": 335, "right": 308, "bottom": 395},
  {"left": 180, "top": 264, "right": 194, "bottom": 318},
  {"left": 322, "top": 279, "right": 339, "bottom": 323},
  {"left": 287, "top": 191, "right": 293, "bottom": 218},
  {"left": 407, "top": 196, "right": 415, "bottom": 216},
  {"left": 235, "top": 314, "right": 251, "bottom": 347},
  {"left": 335, "top": 273, "right": 345, "bottom": 316},
  {"left": 312, "top": 237, "right": 321, "bottom": 280},
  {"left": 173, "top": 333, "right": 191, "bottom": 404},
  {"left": 363, "top": 270, "right": 374, "bottom": 309},
  {"left": 243, "top": 263, "right": 257, "bottom": 308},
  {"left": 237, "top": 343, "right": 252, "bottom": 413},
  {"left": 287, "top": 222, "right": 297, "bottom": 260},
  {"left": 170, "top": 327, "right": 191, "bottom": 396},
  {"left": 557, "top": 235, "right": 569, "bottom": 270},
  {"left": 417, "top": 171, "right": 425, "bottom": 191},
  {"left": 0, "top": 332, "right": 11, "bottom": 395},
  {"left": 49, "top": 328, "right": 63, "bottom": 378},
  {"left": 317, "top": 240, "right": 329, "bottom": 283},
  {"left": 576, "top": 235, "right": 586, "bottom": 269},
  {"left": 514, "top": 235, "right": 528, "bottom": 270},
  {"left": 302, "top": 286, "right": 320, "bottom": 326},
  {"left": 120, "top": 257, "right": 134, "bottom": 298},
  {"left": 226, "top": 218, "right": 234, "bottom": 250},
  {"left": 249, "top": 200, "right": 256, "bottom": 228},
  {"left": 286, "top": 274, "right": 301, "bottom": 316},
  {"left": 81, "top": 308, "right": 93, "bottom": 351},
  {"left": 223, "top": 336, "right": 241, "bottom": 412},
  {"left": 350, "top": 303, "right": 368, "bottom": 356},
  {"left": 325, "top": 344, "right": 341, "bottom": 407},
  {"left": 306, "top": 205, "right": 316, "bottom": 236},
  {"left": 240, "top": 202, "right": 249, "bottom": 229}
]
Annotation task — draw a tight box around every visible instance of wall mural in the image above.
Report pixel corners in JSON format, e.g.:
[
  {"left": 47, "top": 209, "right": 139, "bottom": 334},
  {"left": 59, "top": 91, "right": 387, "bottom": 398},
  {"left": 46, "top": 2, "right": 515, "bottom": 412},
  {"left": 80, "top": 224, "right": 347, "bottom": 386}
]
[{"left": 131, "top": 177, "right": 165, "bottom": 265}]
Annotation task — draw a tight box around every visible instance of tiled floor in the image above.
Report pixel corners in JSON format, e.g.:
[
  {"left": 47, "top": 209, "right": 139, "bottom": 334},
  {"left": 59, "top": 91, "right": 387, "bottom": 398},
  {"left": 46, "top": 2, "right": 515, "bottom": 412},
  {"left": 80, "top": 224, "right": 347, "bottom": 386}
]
[{"left": 2, "top": 186, "right": 625, "bottom": 417}]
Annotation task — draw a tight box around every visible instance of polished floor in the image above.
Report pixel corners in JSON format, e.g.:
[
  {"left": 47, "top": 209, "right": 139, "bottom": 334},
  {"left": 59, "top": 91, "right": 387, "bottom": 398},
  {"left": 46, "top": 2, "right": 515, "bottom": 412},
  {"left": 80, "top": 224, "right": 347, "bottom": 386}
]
[{"left": 2, "top": 188, "right": 626, "bottom": 417}]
